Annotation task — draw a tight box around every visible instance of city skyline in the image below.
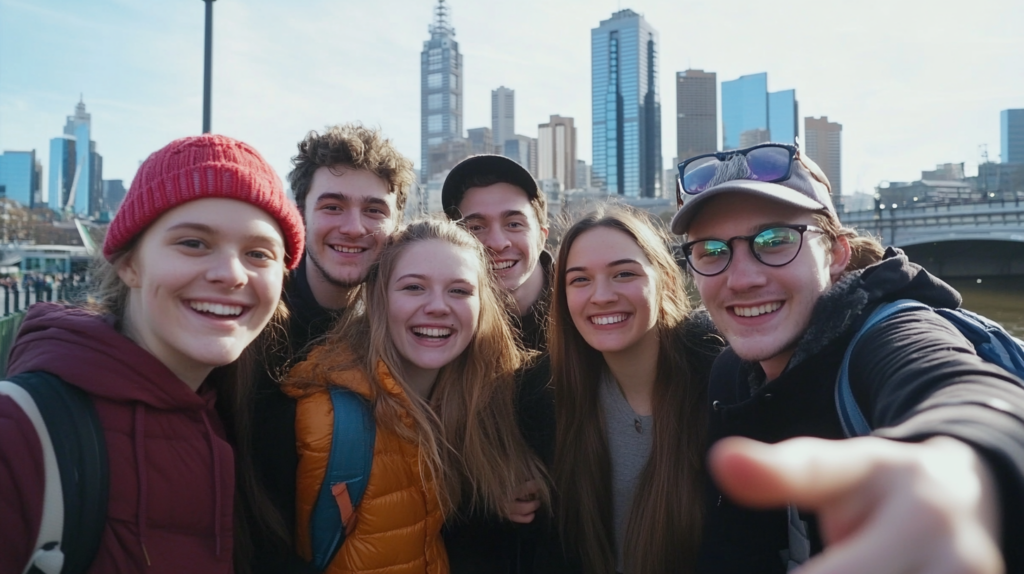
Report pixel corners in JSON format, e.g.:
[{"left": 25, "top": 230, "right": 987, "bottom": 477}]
[{"left": 1, "top": 0, "right": 1022, "bottom": 198}]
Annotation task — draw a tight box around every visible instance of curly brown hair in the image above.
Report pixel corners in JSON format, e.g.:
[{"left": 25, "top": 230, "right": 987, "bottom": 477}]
[{"left": 289, "top": 124, "right": 415, "bottom": 215}]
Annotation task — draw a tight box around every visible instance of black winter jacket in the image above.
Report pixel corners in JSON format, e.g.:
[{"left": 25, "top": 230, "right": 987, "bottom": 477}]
[
  {"left": 697, "top": 249, "right": 1024, "bottom": 573},
  {"left": 248, "top": 256, "right": 342, "bottom": 574}
]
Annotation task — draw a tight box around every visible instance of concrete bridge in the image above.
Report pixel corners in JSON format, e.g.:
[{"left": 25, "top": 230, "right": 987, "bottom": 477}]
[{"left": 839, "top": 199, "right": 1024, "bottom": 277}]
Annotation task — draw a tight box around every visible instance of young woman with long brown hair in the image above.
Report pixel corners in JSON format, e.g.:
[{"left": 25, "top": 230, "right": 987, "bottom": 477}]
[
  {"left": 549, "top": 206, "right": 723, "bottom": 574},
  {"left": 284, "top": 218, "right": 548, "bottom": 574}
]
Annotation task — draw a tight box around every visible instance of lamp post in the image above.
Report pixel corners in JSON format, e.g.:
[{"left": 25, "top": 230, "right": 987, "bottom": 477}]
[{"left": 202, "top": 0, "right": 216, "bottom": 134}]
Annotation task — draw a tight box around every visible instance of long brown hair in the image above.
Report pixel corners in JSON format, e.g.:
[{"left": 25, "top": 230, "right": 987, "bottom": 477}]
[
  {"left": 86, "top": 247, "right": 290, "bottom": 573},
  {"left": 291, "top": 217, "right": 549, "bottom": 516},
  {"left": 551, "top": 206, "right": 710, "bottom": 574}
]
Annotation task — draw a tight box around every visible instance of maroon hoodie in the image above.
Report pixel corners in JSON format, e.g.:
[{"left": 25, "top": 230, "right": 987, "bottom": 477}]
[{"left": 0, "top": 303, "right": 234, "bottom": 574}]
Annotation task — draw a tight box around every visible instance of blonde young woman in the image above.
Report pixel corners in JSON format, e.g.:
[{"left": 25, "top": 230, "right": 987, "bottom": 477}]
[
  {"left": 0, "top": 134, "right": 303, "bottom": 574},
  {"left": 284, "top": 218, "right": 548, "bottom": 574},
  {"left": 549, "top": 206, "right": 723, "bottom": 574}
]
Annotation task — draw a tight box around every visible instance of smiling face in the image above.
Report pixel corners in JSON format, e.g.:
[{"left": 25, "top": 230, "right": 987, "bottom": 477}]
[
  {"left": 118, "top": 198, "right": 286, "bottom": 388},
  {"left": 457, "top": 182, "right": 548, "bottom": 296},
  {"left": 564, "top": 226, "right": 660, "bottom": 358},
  {"left": 304, "top": 165, "right": 398, "bottom": 308},
  {"left": 386, "top": 239, "right": 482, "bottom": 389},
  {"left": 687, "top": 194, "right": 849, "bottom": 380}
]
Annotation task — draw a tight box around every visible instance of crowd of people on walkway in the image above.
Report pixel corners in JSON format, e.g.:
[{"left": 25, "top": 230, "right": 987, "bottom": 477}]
[{"left": 2, "top": 126, "right": 1023, "bottom": 574}]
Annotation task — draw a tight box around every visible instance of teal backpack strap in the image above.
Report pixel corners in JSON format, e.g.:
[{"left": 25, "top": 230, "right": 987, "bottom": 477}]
[
  {"left": 309, "top": 387, "right": 375, "bottom": 571},
  {"left": 835, "top": 299, "right": 930, "bottom": 437}
]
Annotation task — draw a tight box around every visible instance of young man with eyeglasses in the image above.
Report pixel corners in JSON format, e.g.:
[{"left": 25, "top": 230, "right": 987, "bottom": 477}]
[{"left": 671, "top": 143, "right": 1024, "bottom": 573}]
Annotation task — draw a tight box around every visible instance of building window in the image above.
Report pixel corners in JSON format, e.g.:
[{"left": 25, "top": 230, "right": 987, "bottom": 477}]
[
  {"left": 428, "top": 93, "right": 442, "bottom": 110},
  {"left": 428, "top": 114, "right": 443, "bottom": 133},
  {"left": 428, "top": 137, "right": 444, "bottom": 146},
  {"left": 450, "top": 73, "right": 458, "bottom": 89},
  {"left": 427, "top": 49, "right": 442, "bottom": 70},
  {"left": 449, "top": 96, "right": 458, "bottom": 111},
  {"left": 427, "top": 73, "right": 442, "bottom": 89}
]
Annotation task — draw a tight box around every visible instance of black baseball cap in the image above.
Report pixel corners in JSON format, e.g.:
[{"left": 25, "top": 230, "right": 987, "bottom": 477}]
[{"left": 441, "top": 155, "right": 542, "bottom": 220}]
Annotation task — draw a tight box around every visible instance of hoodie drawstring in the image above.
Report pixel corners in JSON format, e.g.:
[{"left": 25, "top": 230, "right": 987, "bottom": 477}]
[
  {"left": 201, "top": 411, "right": 223, "bottom": 557},
  {"left": 133, "top": 405, "right": 151, "bottom": 566}
]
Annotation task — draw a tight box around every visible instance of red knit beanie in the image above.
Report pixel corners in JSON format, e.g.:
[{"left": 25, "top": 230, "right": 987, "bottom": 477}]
[{"left": 103, "top": 134, "right": 305, "bottom": 270}]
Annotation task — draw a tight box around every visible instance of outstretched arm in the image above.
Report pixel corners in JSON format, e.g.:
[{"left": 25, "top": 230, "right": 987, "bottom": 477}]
[{"left": 709, "top": 435, "right": 1003, "bottom": 574}]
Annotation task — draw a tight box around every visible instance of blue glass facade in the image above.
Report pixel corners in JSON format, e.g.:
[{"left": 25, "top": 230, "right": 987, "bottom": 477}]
[
  {"left": 721, "top": 73, "right": 767, "bottom": 150},
  {"left": 0, "top": 151, "right": 38, "bottom": 207},
  {"left": 420, "top": 0, "right": 463, "bottom": 182},
  {"left": 591, "top": 9, "right": 661, "bottom": 198},
  {"left": 49, "top": 136, "right": 75, "bottom": 211},
  {"left": 768, "top": 89, "right": 798, "bottom": 144},
  {"left": 1002, "top": 109, "right": 1024, "bottom": 164}
]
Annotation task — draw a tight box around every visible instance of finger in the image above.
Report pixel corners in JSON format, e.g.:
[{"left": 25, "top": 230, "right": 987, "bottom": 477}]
[
  {"left": 509, "top": 499, "right": 541, "bottom": 515},
  {"left": 513, "top": 480, "right": 541, "bottom": 499},
  {"left": 708, "top": 436, "right": 890, "bottom": 510},
  {"left": 508, "top": 512, "right": 536, "bottom": 525}
]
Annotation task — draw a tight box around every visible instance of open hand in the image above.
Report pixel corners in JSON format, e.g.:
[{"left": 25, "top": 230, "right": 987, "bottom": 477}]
[{"left": 708, "top": 435, "right": 1003, "bottom": 574}]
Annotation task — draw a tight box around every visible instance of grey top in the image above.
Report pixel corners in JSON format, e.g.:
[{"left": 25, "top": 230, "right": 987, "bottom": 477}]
[{"left": 599, "top": 371, "right": 654, "bottom": 573}]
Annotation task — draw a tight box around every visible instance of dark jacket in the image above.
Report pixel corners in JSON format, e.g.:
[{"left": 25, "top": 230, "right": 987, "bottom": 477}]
[
  {"left": 0, "top": 303, "right": 235, "bottom": 574},
  {"left": 445, "top": 251, "right": 558, "bottom": 574},
  {"left": 697, "top": 249, "right": 1024, "bottom": 573},
  {"left": 248, "top": 256, "right": 341, "bottom": 574}
]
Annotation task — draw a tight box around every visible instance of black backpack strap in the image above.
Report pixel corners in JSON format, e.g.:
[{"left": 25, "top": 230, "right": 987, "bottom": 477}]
[{"left": 9, "top": 371, "right": 109, "bottom": 574}]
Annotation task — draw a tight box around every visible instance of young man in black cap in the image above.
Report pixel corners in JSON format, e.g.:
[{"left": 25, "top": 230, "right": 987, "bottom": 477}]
[
  {"left": 441, "top": 155, "right": 556, "bottom": 574},
  {"left": 671, "top": 143, "right": 1024, "bottom": 573}
]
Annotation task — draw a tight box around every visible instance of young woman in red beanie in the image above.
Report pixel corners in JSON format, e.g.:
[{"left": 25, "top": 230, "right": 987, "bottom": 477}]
[{"left": 0, "top": 134, "right": 305, "bottom": 574}]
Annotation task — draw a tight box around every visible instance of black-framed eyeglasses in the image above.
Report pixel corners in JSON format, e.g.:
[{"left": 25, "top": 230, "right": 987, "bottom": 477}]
[
  {"left": 675, "top": 143, "right": 798, "bottom": 208},
  {"left": 681, "top": 224, "right": 825, "bottom": 277}
]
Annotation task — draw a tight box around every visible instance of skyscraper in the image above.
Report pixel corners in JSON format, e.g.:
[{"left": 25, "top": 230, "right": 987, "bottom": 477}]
[
  {"left": 537, "top": 114, "right": 577, "bottom": 191},
  {"left": 805, "top": 116, "right": 842, "bottom": 196},
  {"left": 592, "top": 9, "right": 662, "bottom": 198},
  {"left": 1002, "top": 109, "right": 1024, "bottom": 164},
  {"left": 0, "top": 150, "right": 41, "bottom": 207},
  {"left": 768, "top": 89, "right": 798, "bottom": 144},
  {"left": 721, "top": 73, "right": 768, "bottom": 151},
  {"left": 467, "top": 127, "right": 494, "bottom": 155},
  {"left": 492, "top": 87, "right": 515, "bottom": 152},
  {"left": 48, "top": 97, "right": 103, "bottom": 216},
  {"left": 420, "top": 0, "right": 463, "bottom": 182},
  {"left": 675, "top": 69, "right": 717, "bottom": 160}
]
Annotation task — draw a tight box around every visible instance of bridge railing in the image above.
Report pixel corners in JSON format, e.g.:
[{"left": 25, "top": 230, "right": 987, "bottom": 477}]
[{"left": 840, "top": 197, "right": 1024, "bottom": 246}]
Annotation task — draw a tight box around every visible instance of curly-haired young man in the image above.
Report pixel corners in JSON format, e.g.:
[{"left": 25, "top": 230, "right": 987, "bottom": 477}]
[{"left": 246, "top": 124, "right": 415, "bottom": 574}]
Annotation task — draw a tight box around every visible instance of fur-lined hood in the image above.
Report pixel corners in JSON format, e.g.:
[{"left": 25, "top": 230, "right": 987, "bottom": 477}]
[{"left": 782, "top": 247, "right": 961, "bottom": 376}]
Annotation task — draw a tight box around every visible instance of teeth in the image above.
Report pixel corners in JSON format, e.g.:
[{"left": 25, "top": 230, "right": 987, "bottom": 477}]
[
  {"left": 733, "top": 302, "right": 782, "bottom": 317},
  {"left": 190, "top": 301, "right": 243, "bottom": 317},
  {"left": 331, "top": 246, "right": 364, "bottom": 253},
  {"left": 591, "top": 314, "right": 627, "bottom": 326},
  {"left": 412, "top": 327, "right": 452, "bottom": 338},
  {"left": 492, "top": 260, "right": 516, "bottom": 270}
]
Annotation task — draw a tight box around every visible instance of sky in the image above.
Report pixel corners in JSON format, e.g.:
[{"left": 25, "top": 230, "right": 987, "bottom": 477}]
[{"left": 1, "top": 0, "right": 1022, "bottom": 201}]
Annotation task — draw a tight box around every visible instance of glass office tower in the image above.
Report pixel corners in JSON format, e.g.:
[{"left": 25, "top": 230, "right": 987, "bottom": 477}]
[
  {"left": 420, "top": 0, "right": 463, "bottom": 182},
  {"left": 592, "top": 9, "right": 662, "bottom": 198},
  {"left": 721, "top": 73, "right": 768, "bottom": 151},
  {"left": 1002, "top": 109, "right": 1024, "bottom": 164},
  {"left": 768, "top": 89, "right": 798, "bottom": 144},
  {"left": 0, "top": 150, "right": 39, "bottom": 207}
]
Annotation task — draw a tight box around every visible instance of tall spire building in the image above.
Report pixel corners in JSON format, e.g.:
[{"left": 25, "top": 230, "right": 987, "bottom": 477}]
[
  {"left": 49, "top": 96, "right": 102, "bottom": 216},
  {"left": 591, "top": 9, "right": 662, "bottom": 198},
  {"left": 420, "top": 0, "right": 463, "bottom": 183}
]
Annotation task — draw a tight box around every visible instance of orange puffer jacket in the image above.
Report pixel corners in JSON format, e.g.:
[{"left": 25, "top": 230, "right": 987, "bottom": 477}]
[{"left": 285, "top": 348, "right": 448, "bottom": 574}]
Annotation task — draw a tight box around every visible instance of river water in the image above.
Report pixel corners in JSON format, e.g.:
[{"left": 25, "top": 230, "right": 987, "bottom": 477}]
[{"left": 944, "top": 277, "right": 1024, "bottom": 338}]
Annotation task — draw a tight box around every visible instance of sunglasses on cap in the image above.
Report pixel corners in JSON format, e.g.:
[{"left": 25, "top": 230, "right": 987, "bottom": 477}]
[{"left": 675, "top": 143, "right": 798, "bottom": 208}]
